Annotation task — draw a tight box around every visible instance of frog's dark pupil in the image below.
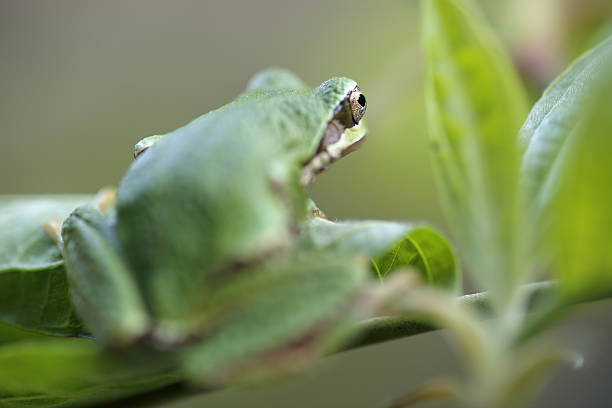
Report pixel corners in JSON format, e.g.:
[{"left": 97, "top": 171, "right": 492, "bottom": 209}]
[{"left": 358, "top": 94, "right": 366, "bottom": 107}]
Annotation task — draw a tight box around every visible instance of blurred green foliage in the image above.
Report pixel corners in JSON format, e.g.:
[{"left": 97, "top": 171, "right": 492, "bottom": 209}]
[
  {"left": 0, "top": 336, "right": 178, "bottom": 407},
  {"left": 414, "top": 1, "right": 612, "bottom": 405},
  {"left": 422, "top": 0, "right": 528, "bottom": 310}
]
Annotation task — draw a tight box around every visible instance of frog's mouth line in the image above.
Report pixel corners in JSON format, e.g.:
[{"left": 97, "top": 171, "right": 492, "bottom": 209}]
[
  {"left": 300, "top": 120, "right": 366, "bottom": 186},
  {"left": 315, "top": 120, "right": 367, "bottom": 166},
  {"left": 339, "top": 131, "right": 367, "bottom": 156}
]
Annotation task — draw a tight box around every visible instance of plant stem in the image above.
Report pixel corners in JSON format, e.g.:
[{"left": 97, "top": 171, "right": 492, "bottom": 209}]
[{"left": 344, "top": 281, "right": 556, "bottom": 350}]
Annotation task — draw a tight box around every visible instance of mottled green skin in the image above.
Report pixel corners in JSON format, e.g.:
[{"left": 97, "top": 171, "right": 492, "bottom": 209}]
[
  {"left": 117, "top": 71, "right": 359, "bottom": 331},
  {"left": 60, "top": 69, "right": 366, "bottom": 359}
]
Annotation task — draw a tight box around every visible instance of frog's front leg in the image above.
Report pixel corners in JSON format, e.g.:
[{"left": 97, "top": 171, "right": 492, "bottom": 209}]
[
  {"left": 300, "top": 151, "right": 332, "bottom": 186},
  {"left": 61, "top": 205, "right": 150, "bottom": 346}
]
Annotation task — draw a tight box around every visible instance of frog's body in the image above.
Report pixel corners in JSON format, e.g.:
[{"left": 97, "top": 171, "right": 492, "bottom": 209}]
[
  {"left": 118, "top": 72, "right": 365, "bottom": 332},
  {"left": 59, "top": 69, "right": 369, "bottom": 380}
]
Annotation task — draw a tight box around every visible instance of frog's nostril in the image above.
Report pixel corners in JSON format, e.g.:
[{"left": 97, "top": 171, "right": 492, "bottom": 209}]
[{"left": 358, "top": 94, "right": 366, "bottom": 107}]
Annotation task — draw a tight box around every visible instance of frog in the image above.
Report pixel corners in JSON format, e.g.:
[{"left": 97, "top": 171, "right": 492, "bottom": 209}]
[{"left": 55, "top": 68, "right": 376, "bottom": 382}]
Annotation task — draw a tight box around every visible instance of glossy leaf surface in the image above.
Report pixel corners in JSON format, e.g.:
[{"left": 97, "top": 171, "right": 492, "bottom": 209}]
[
  {"left": 299, "top": 219, "right": 458, "bottom": 292},
  {"left": 0, "top": 196, "right": 89, "bottom": 335},
  {"left": 545, "top": 66, "right": 612, "bottom": 302},
  {"left": 520, "top": 37, "right": 612, "bottom": 253}
]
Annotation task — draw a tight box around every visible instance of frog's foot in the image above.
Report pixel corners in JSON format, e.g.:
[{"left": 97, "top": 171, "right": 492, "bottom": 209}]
[
  {"left": 92, "top": 186, "right": 117, "bottom": 211},
  {"left": 42, "top": 187, "right": 115, "bottom": 246},
  {"left": 43, "top": 218, "right": 62, "bottom": 245}
]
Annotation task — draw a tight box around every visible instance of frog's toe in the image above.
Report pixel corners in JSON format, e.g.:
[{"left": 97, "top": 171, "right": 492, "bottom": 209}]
[
  {"left": 42, "top": 217, "right": 62, "bottom": 245},
  {"left": 92, "top": 186, "right": 117, "bottom": 211}
]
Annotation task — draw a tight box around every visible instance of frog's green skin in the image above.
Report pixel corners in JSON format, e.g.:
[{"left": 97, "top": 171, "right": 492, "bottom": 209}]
[{"left": 60, "top": 69, "right": 368, "bottom": 380}]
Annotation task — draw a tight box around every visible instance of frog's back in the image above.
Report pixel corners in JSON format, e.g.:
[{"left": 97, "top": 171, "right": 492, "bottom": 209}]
[{"left": 115, "top": 85, "right": 330, "bottom": 330}]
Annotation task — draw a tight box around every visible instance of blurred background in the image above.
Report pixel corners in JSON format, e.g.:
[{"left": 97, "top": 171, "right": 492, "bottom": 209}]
[{"left": 1, "top": 0, "right": 611, "bottom": 232}]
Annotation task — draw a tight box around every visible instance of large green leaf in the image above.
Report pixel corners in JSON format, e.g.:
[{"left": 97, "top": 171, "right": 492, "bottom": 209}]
[
  {"left": 421, "top": 0, "right": 528, "bottom": 308},
  {"left": 299, "top": 219, "right": 459, "bottom": 293},
  {"left": 0, "top": 197, "right": 90, "bottom": 270},
  {"left": 544, "top": 69, "right": 612, "bottom": 302},
  {"left": 0, "top": 322, "right": 48, "bottom": 346},
  {"left": 520, "top": 36, "right": 612, "bottom": 253},
  {"left": 0, "top": 196, "right": 89, "bottom": 335},
  {"left": 0, "top": 337, "right": 178, "bottom": 407}
]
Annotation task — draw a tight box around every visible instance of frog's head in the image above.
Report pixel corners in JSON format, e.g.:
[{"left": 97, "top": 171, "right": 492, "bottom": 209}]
[{"left": 301, "top": 77, "right": 367, "bottom": 185}]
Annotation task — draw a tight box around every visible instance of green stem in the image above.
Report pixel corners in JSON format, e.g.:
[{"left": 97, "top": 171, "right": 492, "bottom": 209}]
[{"left": 344, "top": 281, "right": 556, "bottom": 350}]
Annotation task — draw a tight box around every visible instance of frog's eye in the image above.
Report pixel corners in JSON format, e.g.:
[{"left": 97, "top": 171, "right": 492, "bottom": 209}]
[{"left": 349, "top": 89, "right": 366, "bottom": 124}]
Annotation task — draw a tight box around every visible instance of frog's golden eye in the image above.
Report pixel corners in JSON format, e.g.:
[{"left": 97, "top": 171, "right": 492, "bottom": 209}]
[{"left": 349, "top": 89, "right": 366, "bottom": 124}]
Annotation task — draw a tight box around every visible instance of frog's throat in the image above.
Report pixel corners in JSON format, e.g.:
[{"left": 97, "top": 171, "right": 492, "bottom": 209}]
[{"left": 299, "top": 121, "right": 366, "bottom": 186}]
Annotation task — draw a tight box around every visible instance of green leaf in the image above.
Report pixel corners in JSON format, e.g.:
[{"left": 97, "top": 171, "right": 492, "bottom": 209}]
[
  {"left": 0, "top": 196, "right": 90, "bottom": 335},
  {"left": 0, "top": 337, "right": 178, "bottom": 407},
  {"left": 0, "top": 322, "right": 49, "bottom": 346},
  {"left": 520, "top": 36, "right": 612, "bottom": 253},
  {"left": 421, "top": 0, "right": 528, "bottom": 307},
  {"left": 543, "top": 65, "right": 612, "bottom": 302},
  {"left": 0, "top": 197, "right": 89, "bottom": 270},
  {"left": 299, "top": 219, "right": 459, "bottom": 293}
]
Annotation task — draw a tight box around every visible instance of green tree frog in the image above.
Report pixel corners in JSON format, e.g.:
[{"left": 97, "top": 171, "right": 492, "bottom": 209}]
[{"left": 58, "top": 69, "right": 373, "bottom": 382}]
